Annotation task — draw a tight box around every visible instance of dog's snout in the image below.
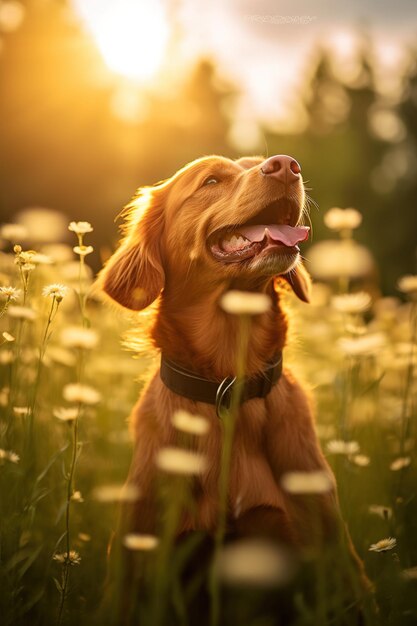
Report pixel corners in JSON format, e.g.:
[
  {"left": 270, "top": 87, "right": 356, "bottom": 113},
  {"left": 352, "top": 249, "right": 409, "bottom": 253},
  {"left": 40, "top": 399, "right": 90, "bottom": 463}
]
[{"left": 260, "top": 155, "right": 301, "bottom": 184}]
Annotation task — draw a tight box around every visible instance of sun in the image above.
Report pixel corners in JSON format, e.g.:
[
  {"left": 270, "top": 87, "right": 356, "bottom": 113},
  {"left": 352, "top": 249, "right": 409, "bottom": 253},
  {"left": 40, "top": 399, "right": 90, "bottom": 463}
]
[{"left": 72, "top": 0, "right": 170, "bottom": 82}]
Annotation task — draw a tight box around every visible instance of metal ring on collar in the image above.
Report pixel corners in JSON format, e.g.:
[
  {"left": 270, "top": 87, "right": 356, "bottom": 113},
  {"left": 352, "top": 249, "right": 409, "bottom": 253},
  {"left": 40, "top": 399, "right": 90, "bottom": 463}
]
[{"left": 215, "top": 376, "right": 237, "bottom": 419}]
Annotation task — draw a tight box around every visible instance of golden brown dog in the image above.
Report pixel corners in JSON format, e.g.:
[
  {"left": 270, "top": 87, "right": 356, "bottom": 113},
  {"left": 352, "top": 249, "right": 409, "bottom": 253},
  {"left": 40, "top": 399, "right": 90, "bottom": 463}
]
[{"left": 100, "top": 154, "right": 370, "bottom": 596}]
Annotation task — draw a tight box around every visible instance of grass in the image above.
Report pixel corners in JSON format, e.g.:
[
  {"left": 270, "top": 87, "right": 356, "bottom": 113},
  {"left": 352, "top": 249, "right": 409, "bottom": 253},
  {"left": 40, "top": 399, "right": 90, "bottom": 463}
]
[{"left": 0, "top": 217, "right": 416, "bottom": 626}]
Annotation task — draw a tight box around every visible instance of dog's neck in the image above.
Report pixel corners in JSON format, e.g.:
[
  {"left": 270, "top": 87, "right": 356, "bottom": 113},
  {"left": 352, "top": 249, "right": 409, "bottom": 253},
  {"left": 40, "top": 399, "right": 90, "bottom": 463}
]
[{"left": 152, "top": 277, "right": 288, "bottom": 380}]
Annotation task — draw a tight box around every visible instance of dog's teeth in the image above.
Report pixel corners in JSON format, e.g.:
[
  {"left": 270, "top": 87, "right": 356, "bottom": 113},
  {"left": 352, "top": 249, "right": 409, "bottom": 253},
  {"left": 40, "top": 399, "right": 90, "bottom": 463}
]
[{"left": 222, "top": 233, "right": 249, "bottom": 252}]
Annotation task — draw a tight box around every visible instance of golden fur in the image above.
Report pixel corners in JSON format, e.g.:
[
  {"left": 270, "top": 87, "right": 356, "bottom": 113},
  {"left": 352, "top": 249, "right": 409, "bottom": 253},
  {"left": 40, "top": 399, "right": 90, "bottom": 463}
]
[{"left": 99, "top": 155, "right": 370, "bottom": 590}]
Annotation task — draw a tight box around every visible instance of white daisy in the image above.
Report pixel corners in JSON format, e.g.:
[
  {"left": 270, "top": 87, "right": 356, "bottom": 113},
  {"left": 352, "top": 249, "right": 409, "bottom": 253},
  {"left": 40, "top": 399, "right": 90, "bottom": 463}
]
[
  {"left": 53, "top": 407, "right": 79, "bottom": 422},
  {"left": 73, "top": 245, "right": 94, "bottom": 257},
  {"left": 324, "top": 208, "right": 362, "bottom": 231},
  {"left": 60, "top": 327, "right": 99, "bottom": 350},
  {"left": 156, "top": 447, "right": 207, "bottom": 475},
  {"left": 123, "top": 534, "right": 159, "bottom": 551},
  {"left": 63, "top": 383, "right": 101, "bottom": 405},
  {"left": 369, "top": 537, "right": 397, "bottom": 553},
  {"left": 281, "top": 470, "right": 334, "bottom": 494},
  {"left": 68, "top": 221, "right": 93, "bottom": 235},
  {"left": 172, "top": 410, "right": 210, "bottom": 436},
  {"left": 0, "top": 448, "right": 20, "bottom": 463},
  {"left": 326, "top": 440, "right": 360, "bottom": 455},
  {"left": 397, "top": 275, "right": 417, "bottom": 295},
  {"left": 220, "top": 290, "right": 271, "bottom": 315},
  {"left": 42, "top": 284, "right": 69, "bottom": 301},
  {"left": 0, "top": 286, "right": 22, "bottom": 301},
  {"left": 53, "top": 550, "right": 81, "bottom": 565},
  {"left": 331, "top": 292, "right": 371, "bottom": 314},
  {"left": 390, "top": 457, "right": 411, "bottom": 471}
]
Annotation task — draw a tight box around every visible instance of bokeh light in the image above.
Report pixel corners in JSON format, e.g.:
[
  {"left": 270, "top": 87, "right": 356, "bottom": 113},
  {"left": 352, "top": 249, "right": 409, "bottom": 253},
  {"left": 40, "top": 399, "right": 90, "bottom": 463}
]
[{"left": 72, "top": 0, "right": 170, "bottom": 82}]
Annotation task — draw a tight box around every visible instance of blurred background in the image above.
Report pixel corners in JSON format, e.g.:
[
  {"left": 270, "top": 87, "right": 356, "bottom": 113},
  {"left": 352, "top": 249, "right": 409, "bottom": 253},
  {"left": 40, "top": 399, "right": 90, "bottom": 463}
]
[{"left": 0, "top": 0, "right": 416, "bottom": 293}]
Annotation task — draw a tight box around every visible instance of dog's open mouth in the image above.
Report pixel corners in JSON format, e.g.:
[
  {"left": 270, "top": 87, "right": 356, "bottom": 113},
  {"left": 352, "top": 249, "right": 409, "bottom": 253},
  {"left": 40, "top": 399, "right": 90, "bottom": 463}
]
[{"left": 208, "top": 198, "right": 310, "bottom": 263}]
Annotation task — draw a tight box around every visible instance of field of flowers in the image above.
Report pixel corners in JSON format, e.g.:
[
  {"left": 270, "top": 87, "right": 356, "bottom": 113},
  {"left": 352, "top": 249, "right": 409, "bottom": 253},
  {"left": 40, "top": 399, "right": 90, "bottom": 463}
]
[{"left": 0, "top": 211, "right": 416, "bottom": 626}]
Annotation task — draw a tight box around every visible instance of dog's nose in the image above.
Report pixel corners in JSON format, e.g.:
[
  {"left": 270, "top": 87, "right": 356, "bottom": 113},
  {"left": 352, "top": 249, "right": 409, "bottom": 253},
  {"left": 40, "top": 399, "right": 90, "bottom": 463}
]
[{"left": 260, "top": 155, "right": 301, "bottom": 184}]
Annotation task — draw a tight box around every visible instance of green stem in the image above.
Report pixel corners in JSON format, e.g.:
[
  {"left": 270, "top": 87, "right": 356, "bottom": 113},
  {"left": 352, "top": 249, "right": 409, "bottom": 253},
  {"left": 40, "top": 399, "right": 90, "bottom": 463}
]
[
  {"left": 27, "top": 297, "right": 59, "bottom": 447},
  {"left": 0, "top": 296, "right": 11, "bottom": 319},
  {"left": 152, "top": 477, "right": 185, "bottom": 626},
  {"left": 7, "top": 317, "right": 26, "bottom": 434},
  {"left": 56, "top": 407, "right": 80, "bottom": 626},
  {"left": 210, "top": 314, "right": 251, "bottom": 626},
  {"left": 395, "top": 301, "right": 417, "bottom": 505},
  {"left": 399, "top": 301, "right": 417, "bottom": 456},
  {"left": 56, "top": 564, "right": 70, "bottom": 626},
  {"left": 56, "top": 233, "right": 89, "bottom": 622},
  {"left": 18, "top": 264, "right": 31, "bottom": 305},
  {"left": 76, "top": 234, "right": 88, "bottom": 327}
]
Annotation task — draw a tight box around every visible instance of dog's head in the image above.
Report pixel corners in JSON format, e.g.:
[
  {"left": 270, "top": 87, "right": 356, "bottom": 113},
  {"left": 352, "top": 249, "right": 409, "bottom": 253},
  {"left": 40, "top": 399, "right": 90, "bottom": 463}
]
[{"left": 100, "top": 155, "right": 312, "bottom": 310}]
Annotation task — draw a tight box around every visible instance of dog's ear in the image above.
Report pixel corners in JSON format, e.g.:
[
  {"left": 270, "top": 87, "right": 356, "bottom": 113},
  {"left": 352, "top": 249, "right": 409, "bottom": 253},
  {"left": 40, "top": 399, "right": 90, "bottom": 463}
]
[
  {"left": 277, "top": 262, "right": 312, "bottom": 303},
  {"left": 99, "top": 189, "right": 165, "bottom": 311}
]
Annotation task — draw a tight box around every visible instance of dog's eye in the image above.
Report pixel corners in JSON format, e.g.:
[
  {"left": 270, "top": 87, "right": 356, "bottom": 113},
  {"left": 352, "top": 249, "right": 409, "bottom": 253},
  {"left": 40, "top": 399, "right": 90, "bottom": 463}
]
[{"left": 202, "top": 176, "right": 219, "bottom": 187}]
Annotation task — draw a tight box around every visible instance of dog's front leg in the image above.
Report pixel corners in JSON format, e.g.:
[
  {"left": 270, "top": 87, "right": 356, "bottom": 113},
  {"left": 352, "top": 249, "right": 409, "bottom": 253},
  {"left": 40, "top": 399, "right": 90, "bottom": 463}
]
[
  {"left": 233, "top": 504, "right": 297, "bottom": 544},
  {"left": 265, "top": 373, "right": 374, "bottom": 612},
  {"left": 265, "top": 373, "right": 346, "bottom": 543}
]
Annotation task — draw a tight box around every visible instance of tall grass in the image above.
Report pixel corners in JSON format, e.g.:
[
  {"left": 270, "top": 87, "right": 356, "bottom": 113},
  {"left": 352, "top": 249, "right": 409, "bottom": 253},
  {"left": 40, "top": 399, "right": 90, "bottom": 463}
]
[{"left": 0, "top": 213, "right": 416, "bottom": 625}]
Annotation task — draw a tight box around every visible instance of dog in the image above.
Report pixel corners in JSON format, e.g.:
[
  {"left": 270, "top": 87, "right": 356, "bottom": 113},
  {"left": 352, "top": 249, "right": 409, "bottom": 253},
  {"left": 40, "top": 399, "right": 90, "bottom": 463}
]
[{"left": 99, "top": 154, "right": 372, "bottom": 616}]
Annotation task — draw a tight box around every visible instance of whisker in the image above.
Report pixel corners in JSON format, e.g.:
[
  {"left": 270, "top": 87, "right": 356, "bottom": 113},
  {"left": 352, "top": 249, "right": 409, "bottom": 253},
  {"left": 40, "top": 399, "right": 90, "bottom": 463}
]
[
  {"left": 286, "top": 266, "right": 297, "bottom": 285},
  {"left": 305, "top": 194, "right": 319, "bottom": 212},
  {"left": 304, "top": 212, "right": 313, "bottom": 240},
  {"left": 262, "top": 133, "right": 270, "bottom": 159}
]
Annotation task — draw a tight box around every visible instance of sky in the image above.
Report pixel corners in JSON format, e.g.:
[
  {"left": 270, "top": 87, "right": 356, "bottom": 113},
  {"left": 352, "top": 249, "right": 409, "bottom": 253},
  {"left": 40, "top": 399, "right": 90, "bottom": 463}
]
[
  {"left": 71, "top": 0, "right": 417, "bottom": 131},
  {"left": 177, "top": 0, "right": 417, "bottom": 118},
  {"left": 237, "top": 0, "right": 417, "bottom": 26}
]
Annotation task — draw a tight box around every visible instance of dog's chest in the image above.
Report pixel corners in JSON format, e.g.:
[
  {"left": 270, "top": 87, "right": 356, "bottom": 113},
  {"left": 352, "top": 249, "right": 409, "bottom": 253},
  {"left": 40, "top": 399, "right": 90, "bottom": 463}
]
[
  {"left": 227, "top": 400, "right": 286, "bottom": 514},
  {"left": 190, "top": 398, "right": 285, "bottom": 520}
]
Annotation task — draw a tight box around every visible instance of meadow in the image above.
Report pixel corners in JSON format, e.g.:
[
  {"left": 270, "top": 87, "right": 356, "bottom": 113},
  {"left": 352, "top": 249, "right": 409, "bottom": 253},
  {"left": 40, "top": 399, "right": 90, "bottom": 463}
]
[{"left": 0, "top": 210, "right": 416, "bottom": 626}]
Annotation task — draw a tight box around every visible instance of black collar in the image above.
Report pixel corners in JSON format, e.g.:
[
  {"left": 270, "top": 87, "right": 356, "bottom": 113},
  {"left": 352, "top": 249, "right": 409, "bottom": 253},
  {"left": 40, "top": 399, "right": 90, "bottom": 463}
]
[{"left": 160, "top": 352, "right": 283, "bottom": 418}]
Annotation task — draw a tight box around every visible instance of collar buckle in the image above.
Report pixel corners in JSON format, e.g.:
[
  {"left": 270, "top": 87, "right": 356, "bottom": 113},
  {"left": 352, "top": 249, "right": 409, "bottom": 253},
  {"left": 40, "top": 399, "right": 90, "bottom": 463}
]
[{"left": 215, "top": 376, "right": 237, "bottom": 419}]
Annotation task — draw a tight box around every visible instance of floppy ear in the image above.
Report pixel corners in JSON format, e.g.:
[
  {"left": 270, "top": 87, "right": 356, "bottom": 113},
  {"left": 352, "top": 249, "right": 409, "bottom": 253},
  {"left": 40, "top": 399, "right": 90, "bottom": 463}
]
[
  {"left": 99, "top": 189, "right": 165, "bottom": 311},
  {"left": 278, "top": 262, "right": 312, "bottom": 303}
]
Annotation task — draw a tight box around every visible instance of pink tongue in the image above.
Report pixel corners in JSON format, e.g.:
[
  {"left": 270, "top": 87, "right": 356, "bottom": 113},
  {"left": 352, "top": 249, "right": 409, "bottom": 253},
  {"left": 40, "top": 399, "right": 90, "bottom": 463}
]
[{"left": 239, "top": 224, "right": 310, "bottom": 247}]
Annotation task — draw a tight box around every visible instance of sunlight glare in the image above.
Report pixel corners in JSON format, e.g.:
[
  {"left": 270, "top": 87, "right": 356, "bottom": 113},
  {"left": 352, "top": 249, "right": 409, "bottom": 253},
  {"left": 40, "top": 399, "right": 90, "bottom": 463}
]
[
  {"left": 328, "top": 29, "right": 358, "bottom": 59},
  {"left": 72, "top": 0, "right": 169, "bottom": 82}
]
